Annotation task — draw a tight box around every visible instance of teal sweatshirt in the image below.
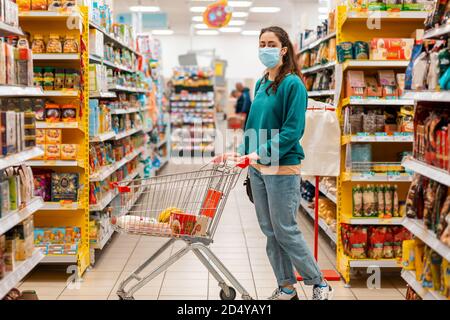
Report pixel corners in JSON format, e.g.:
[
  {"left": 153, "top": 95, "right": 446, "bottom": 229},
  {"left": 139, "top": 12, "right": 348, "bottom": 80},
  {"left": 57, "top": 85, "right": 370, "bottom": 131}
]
[{"left": 237, "top": 74, "right": 308, "bottom": 166}]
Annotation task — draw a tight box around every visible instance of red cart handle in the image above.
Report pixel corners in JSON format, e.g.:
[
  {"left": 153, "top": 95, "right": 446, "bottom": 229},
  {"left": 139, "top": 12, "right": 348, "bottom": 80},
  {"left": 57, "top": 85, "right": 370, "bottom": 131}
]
[{"left": 236, "top": 157, "right": 251, "bottom": 169}]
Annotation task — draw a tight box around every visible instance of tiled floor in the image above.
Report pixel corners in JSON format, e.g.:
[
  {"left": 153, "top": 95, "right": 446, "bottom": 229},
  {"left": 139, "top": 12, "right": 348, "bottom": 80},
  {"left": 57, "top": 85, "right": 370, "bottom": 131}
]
[{"left": 19, "top": 162, "right": 408, "bottom": 300}]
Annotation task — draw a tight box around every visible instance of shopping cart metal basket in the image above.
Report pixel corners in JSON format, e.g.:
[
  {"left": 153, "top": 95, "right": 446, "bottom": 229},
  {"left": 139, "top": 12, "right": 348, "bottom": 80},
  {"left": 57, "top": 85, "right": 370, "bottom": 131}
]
[{"left": 110, "top": 159, "right": 252, "bottom": 300}]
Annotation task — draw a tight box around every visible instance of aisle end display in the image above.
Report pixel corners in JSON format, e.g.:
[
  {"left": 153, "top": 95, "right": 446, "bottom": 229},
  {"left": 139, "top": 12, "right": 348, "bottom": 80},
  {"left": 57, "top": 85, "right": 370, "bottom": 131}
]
[{"left": 335, "top": 3, "right": 428, "bottom": 285}]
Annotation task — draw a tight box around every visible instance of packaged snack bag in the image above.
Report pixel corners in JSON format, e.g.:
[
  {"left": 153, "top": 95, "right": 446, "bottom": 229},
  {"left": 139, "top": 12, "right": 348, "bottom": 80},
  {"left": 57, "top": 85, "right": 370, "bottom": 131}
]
[
  {"left": 402, "top": 239, "right": 416, "bottom": 270},
  {"left": 369, "top": 226, "right": 385, "bottom": 259},
  {"left": 383, "top": 228, "right": 394, "bottom": 258},
  {"left": 353, "top": 185, "right": 363, "bottom": 217}
]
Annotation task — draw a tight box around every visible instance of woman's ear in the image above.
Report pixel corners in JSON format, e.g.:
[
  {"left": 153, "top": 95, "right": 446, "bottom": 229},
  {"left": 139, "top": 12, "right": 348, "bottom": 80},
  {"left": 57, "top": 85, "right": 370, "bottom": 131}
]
[{"left": 281, "top": 47, "right": 288, "bottom": 57}]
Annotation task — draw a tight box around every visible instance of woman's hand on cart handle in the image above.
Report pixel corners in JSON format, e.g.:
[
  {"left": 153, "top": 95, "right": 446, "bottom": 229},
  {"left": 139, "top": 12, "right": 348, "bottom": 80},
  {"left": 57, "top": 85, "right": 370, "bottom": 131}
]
[
  {"left": 236, "top": 153, "right": 259, "bottom": 169},
  {"left": 213, "top": 152, "right": 242, "bottom": 164}
]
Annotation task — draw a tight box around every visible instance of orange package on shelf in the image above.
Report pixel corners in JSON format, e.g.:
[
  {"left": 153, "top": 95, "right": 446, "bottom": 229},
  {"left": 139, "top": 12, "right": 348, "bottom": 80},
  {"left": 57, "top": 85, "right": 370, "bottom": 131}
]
[{"left": 200, "top": 189, "right": 223, "bottom": 218}]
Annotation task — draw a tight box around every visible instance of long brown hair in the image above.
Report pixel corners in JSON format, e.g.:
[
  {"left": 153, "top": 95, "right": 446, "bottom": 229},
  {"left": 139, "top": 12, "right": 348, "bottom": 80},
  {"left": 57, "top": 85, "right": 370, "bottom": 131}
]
[{"left": 259, "top": 26, "right": 303, "bottom": 95}]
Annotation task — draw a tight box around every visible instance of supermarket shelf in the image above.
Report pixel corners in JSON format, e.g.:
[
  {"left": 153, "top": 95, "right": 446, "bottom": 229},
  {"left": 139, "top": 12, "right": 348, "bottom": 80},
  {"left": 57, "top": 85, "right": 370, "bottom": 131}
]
[
  {"left": 89, "top": 21, "right": 142, "bottom": 57},
  {"left": 308, "top": 90, "right": 335, "bottom": 97},
  {"left": 342, "top": 172, "right": 413, "bottom": 182},
  {"left": 115, "top": 127, "right": 143, "bottom": 140},
  {"left": 26, "top": 160, "right": 84, "bottom": 168},
  {"left": 89, "top": 166, "right": 142, "bottom": 211},
  {"left": 110, "top": 108, "right": 141, "bottom": 115},
  {"left": 89, "top": 131, "right": 116, "bottom": 143},
  {"left": 0, "top": 198, "right": 44, "bottom": 235},
  {"left": 402, "top": 90, "right": 450, "bottom": 102},
  {"left": 90, "top": 147, "right": 144, "bottom": 182},
  {"left": 0, "top": 85, "right": 43, "bottom": 97},
  {"left": 89, "top": 190, "right": 117, "bottom": 212},
  {"left": 35, "top": 122, "right": 80, "bottom": 129},
  {"left": 402, "top": 157, "right": 450, "bottom": 187},
  {"left": 342, "top": 134, "right": 414, "bottom": 144},
  {"left": 89, "top": 55, "right": 136, "bottom": 73},
  {"left": 401, "top": 270, "right": 448, "bottom": 300},
  {"left": 0, "top": 21, "right": 24, "bottom": 37},
  {"left": 303, "top": 177, "right": 337, "bottom": 204},
  {"left": 0, "top": 249, "right": 44, "bottom": 299},
  {"left": 33, "top": 53, "right": 80, "bottom": 61},
  {"left": 342, "top": 97, "right": 414, "bottom": 106},
  {"left": 109, "top": 85, "right": 149, "bottom": 94},
  {"left": 341, "top": 216, "right": 403, "bottom": 225},
  {"left": 302, "top": 61, "right": 336, "bottom": 74},
  {"left": 42, "top": 90, "right": 79, "bottom": 97},
  {"left": 343, "top": 10, "right": 428, "bottom": 24},
  {"left": 402, "top": 217, "right": 450, "bottom": 261},
  {"left": 423, "top": 24, "right": 450, "bottom": 40},
  {"left": 92, "top": 229, "right": 115, "bottom": 250},
  {"left": 0, "top": 147, "right": 44, "bottom": 171},
  {"left": 90, "top": 91, "right": 117, "bottom": 99},
  {"left": 300, "top": 199, "right": 337, "bottom": 244},
  {"left": 157, "top": 139, "right": 168, "bottom": 148},
  {"left": 41, "top": 202, "right": 80, "bottom": 211},
  {"left": 19, "top": 11, "right": 81, "bottom": 20},
  {"left": 300, "top": 32, "right": 336, "bottom": 53},
  {"left": 349, "top": 259, "right": 401, "bottom": 268},
  {"left": 342, "top": 60, "right": 410, "bottom": 71},
  {"left": 41, "top": 255, "right": 77, "bottom": 264}
]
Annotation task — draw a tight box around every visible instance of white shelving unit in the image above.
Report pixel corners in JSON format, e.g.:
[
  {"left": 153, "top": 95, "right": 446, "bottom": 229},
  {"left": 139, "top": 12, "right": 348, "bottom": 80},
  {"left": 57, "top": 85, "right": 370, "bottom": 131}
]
[
  {"left": 0, "top": 21, "right": 24, "bottom": 37},
  {"left": 110, "top": 108, "right": 140, "bottom": 115},
  {"left": 0, "top": 198, "right": 44, "bottom": 235},
  {"left": 402, "top": 90, "right": 450, "bottom": 102},
  {"left": 346, "top": 173, "right": 413, "bottom": 182},
  {"left": 401, "top": 270, "right": 448, "bottom": 300},
  {"left": 92, "top": 229, "right": 115, "bottom": 250},
  {"left": 114, "top": 127, "right": 143, "bottom": 140},
  {"left": 33, "top": 53, "right": 80, "bottom": 61},
  {"left": 90, "top": 148, "right": 143, "bottom": 182},
  {"left": 0, "top": 249, "right": 44, "bottom": 299},
  {"left": 302, "top": 61, "right": 336, "bottom": 75},
  {"left": 300, "top": 199, "right": 337, "bottom": 244},
  {"left": 300, "top": 32, "right": 336, "bottom": 53},
  {"left": 402, "top": 157, "right": 450, "bottom": 187},
  {"left": 402, "top": 217, "right": 450, "bottom": 261},
  {"left": 26, "top": 160, "right": 83, "bottom": 168},
  {"left": 308, "top": 90, "right": 335, "bottom": 97},
  {"left": 90, "top": 91, "right": 117, "bottom": 99},
  {"left": 423, "top": 24, "right": 450, "bottom": 40},
  {"left": 0, "top": 85, "right": 43, "bottom": 97},
  {"left": 0, "top": 147, "right": 44, "bottom": 171},
  {"left": 89, "top": 131, "right": 116, "bottom": 143}
]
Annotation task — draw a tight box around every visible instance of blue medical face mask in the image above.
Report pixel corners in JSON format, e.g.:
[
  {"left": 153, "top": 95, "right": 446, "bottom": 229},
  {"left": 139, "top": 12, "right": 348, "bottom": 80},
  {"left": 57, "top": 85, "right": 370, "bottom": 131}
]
[{"left": 259, "top": 47, "right": 282, "bottom": 69}]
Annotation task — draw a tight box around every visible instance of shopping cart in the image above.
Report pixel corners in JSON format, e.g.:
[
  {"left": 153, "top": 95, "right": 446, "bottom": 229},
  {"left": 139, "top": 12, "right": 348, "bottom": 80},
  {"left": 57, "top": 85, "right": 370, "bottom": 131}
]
[{"left": 110, "top": 159, "right": 252, "bottom": 300}]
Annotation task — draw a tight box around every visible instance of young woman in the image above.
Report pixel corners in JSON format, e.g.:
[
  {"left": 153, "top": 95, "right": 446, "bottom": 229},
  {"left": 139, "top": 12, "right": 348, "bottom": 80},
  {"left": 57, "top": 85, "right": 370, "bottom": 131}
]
[{"left": 217, "top": 26, "right": 334, "bottom": 300}]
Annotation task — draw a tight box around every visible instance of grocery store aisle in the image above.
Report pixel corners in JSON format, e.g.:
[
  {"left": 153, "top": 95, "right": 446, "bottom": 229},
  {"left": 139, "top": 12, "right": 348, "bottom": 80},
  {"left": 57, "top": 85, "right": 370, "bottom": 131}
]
[{"left": 19, "top": 163, "right": 408, "bottom": 300}]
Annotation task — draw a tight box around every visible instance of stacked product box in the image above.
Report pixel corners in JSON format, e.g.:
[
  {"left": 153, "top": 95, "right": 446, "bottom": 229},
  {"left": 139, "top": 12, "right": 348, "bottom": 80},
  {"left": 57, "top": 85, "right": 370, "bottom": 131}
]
[
  {"left": 0, "top": 165, "right": 35, "bottom": 218},
  {"left": 34, "top": 227, "right": 81, "bottom": 256},
  {"left": 0, "top": 217, "right": 35, "bottom": 278}
]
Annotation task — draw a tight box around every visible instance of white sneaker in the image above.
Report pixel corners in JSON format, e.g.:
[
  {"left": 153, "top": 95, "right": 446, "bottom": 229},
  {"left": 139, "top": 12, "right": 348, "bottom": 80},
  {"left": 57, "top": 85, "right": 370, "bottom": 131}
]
[
  {"left": 268, "top": 287, "right": 299, "bottom": 300},
  {"left": 312, "top": 281, "right": 334, "bottom": 300}
]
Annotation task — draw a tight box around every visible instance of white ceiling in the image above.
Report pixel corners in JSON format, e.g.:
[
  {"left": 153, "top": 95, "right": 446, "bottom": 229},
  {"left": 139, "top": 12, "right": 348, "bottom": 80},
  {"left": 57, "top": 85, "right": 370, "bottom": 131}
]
[{"left": 113, "top": 0, "right": 319, "bottom": 35}]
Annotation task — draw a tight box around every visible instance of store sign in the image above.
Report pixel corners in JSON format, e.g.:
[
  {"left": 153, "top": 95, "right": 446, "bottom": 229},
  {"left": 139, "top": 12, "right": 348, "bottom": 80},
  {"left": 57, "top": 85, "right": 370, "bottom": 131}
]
[{"left": 203, "top": 0, "right": 232, "bottom": 29}]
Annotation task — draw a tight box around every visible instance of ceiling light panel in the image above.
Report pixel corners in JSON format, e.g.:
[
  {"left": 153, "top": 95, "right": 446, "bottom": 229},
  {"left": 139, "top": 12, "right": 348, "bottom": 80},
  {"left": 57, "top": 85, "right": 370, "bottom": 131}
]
[
  {"left": 129, "top": 6, "right": 160, "bottom": 12},
  {"left": 196, "top": 30, "right": 220, "bottom": 35},
  {"left": 249, "top": 7, "right": 281, "bottom": 13},
  {"left": 228, "top": 1, "right": 252, "bottom": 7},
  {"left": 220, "top": 27, "right": 242, "bottom": 33}
]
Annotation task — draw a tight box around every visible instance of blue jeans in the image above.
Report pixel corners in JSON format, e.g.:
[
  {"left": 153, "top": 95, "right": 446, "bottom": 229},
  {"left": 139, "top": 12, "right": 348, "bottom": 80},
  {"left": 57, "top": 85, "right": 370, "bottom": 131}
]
[{"left": 249, "top": 166, "right": 323, "bottom": 286}]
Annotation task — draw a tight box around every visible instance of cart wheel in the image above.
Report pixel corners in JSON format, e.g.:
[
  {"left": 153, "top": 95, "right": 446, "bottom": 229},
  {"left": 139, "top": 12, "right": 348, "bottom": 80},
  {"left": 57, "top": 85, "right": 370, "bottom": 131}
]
[
  {"left": 118, "top": 296, "right": 135, "bottom": 300},
  {"left": 220, "top": 287, "right": 236, "bottom": 300}
]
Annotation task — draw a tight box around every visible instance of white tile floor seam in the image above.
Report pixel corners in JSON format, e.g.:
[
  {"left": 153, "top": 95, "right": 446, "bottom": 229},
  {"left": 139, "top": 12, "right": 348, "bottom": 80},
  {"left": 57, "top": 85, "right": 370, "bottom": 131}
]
[{"left": 18, "top": 163, "right": 408, "bottom": 300}]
